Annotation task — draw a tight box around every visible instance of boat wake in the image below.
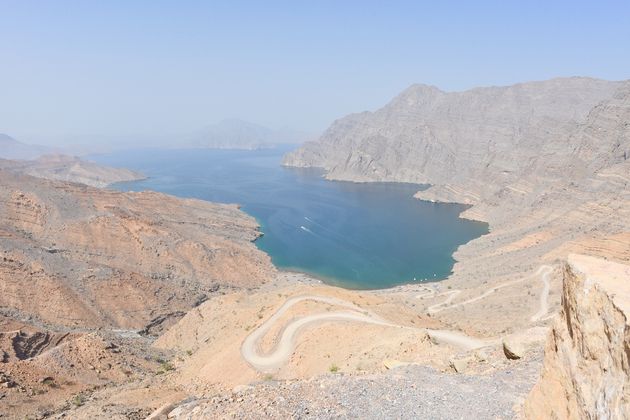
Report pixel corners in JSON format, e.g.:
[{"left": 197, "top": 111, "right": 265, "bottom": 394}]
[{"left": 299, "top": 225, "right": 314, "bottom": 234}]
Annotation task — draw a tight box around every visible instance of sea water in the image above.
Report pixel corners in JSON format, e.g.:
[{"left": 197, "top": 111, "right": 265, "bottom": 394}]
[{"left": 94, "top": 146, "right": 487, "bottom": 289}]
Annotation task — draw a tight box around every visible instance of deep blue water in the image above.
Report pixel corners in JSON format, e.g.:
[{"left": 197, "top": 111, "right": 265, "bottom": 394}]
[{"left": 92, "top": 147, "right": 487, "bottom": 289}]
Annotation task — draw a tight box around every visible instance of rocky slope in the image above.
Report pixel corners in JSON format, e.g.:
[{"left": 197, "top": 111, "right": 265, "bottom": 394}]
[
  {"left": 525, "top": 254, "right": 630, "bottom": 419},
  {"left": 284, "top": 77, "right": 630, "bottom": 335},
  {"left": 0, "top": 154, "right": 145, "bottom": 188},
  {"left": 283, "top": 77, "right": 625, "bottom": 189},
  {"left": 283, "top": 77, "right": 629, "bottom": 226},
  {"left": 0, "top": 170, "right": 277, "bottom": 418},
  {"left": 0, "top": 170, "right": 274, "bottom": 330},
  {"left": 169, "top": 363, "right": 540, "bottom": 419},
  {"left": 161, "top": 254, "right": 619, "bottom": 420}
]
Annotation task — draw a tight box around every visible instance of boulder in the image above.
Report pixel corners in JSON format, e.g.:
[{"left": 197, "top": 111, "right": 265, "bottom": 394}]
[{"left": 502, "top": 339, "right": 526, "bottom": 360}]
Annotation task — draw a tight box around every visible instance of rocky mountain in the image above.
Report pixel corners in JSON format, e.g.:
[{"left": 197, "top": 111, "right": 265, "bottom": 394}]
[
  {"left": 284, "top": 77, "right": 626, "bottom": 189},
  {"left": 0, "top": 154, "right": 146, "bottom": 188},
  {"left": 284, "top": 78, "right": 630, "bottom": 310},
  {"left": 188, "top": 119, "right": 307, "bottom": 150},
  {"left": 0, "top": 134, "right": 53, "bottom": 160}
]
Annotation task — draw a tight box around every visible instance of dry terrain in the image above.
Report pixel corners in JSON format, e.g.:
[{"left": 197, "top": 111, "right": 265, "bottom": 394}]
[
  {"left": 0, "top": 169, "right": 545, "bottom": 419},
  {"left": 0, "top": 154, "right": 145, "bottom": 188},
  {"left": 0, "top": 168, "right": 274, "bottom": 419},
  {"left": 1, "top": 77, "right": 629, "bottom": 419}
]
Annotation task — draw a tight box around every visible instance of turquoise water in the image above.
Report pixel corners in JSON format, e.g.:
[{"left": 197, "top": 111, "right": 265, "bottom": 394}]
[{"left": 93, "top": 147, "right": 487, "bottom": 289}]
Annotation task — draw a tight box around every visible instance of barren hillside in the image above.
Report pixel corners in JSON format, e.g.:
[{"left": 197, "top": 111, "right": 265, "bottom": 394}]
[{"left": 0, "top": 154, "right": 145, "bottom": 188}]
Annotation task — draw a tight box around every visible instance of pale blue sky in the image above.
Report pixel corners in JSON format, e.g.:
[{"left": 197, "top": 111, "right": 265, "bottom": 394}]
[{"left": 1, "top": 0, "right": 629, "bottom": 146}]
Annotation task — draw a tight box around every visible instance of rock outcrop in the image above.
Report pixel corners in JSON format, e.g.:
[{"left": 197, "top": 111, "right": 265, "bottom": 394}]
[
  {"left": 0, "top": 169, "right": 278, "bottom": 419},
  {"left": 525, "top": 254, "right": 630, "bottom": 419}
]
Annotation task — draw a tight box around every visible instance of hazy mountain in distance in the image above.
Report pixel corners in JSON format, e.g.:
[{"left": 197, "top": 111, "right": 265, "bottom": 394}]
[
  {"left": 0, "top": 133, "right": 55, "bottom": 159},
  {"left": 188, "top": 119, "right": 309, "bottom": 150}
]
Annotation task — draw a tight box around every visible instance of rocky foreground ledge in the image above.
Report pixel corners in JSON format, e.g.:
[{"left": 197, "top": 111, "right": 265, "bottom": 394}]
[
  {"left": 141, "top": 254, "right": 630, "bottom": 419},
  {"left": 525, "top": 254, "right": 630, "bottom": 419}
]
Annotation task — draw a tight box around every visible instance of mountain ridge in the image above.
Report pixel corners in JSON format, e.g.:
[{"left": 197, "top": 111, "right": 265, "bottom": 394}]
[{"left": 283, "top": 77, "right": 629, "bottom": 212}]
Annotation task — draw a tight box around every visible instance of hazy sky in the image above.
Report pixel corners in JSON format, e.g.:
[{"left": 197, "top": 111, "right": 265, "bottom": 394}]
[{"left": 1, "top": 0, "right": 629, "bottom": 146}]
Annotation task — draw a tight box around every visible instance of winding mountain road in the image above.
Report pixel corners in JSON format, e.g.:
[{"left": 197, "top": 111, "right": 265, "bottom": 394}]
[
  {"left": 241, "top": 266, "right": 555, "bottom": 372},
  {"left": 241, "top": 295, "right": 488, "bottom": 372},
  {"left": 426, "top": 265, "right": 553, "bottom": 318}
]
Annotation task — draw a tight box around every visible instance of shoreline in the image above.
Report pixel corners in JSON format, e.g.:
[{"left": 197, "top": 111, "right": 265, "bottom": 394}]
[
  {"left": 104, "top": 153, "right": 487, "bottom": 293},
  {"left": 282, "top": 160, "right": 491, "bottom": 225},
  {"left": 275, "top": 268, "right": 453, "bottom": 295}
]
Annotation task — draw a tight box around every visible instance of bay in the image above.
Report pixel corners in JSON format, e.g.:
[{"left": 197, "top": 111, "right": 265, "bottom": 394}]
[{"left": 93, "top": 147, "right": 488, "bottom": 289}]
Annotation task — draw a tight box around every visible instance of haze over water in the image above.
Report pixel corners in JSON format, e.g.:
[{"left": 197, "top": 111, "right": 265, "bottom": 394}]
[{"left": 95, "top": 147, "right": 488, "bottom": 289}]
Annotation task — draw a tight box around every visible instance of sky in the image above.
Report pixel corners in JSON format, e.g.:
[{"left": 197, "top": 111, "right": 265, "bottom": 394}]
[{"left": 1, "top": 0, "right": 629, "bottom": 148}]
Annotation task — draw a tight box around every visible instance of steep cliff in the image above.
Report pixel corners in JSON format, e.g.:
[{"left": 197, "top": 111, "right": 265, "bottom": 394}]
[
  {"left": 525, "top": 254, "right": 630, "bottom": 419},
  {"left": 284, "top": 77, "right": 625, "bottom": 191}
]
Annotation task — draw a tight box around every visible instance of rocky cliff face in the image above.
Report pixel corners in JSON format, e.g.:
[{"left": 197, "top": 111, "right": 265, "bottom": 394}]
[
  {"left": 525, "top": 254, "right": 630, "bottom": 419},
  {"left": 284, "top": 77, "right": 625, "bottom": 189}
]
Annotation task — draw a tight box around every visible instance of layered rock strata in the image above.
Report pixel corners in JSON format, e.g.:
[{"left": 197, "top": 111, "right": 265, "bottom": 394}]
[{"left": 525, "top": 254, "right": 630, "bottom": 419}]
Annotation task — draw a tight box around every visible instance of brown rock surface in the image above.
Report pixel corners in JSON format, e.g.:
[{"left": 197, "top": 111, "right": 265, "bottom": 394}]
[
  {"left": 0, "top": 170, "right": 274, "bottom": 330},
  {"left": 0, "top": 169, "right": 276, "bottom": 419},
  {"left": 525, "top": 254, "right": 630, "bottom": 419},
  {"left": 0, "top": 320, "right": 168, "bottom": 420}
]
